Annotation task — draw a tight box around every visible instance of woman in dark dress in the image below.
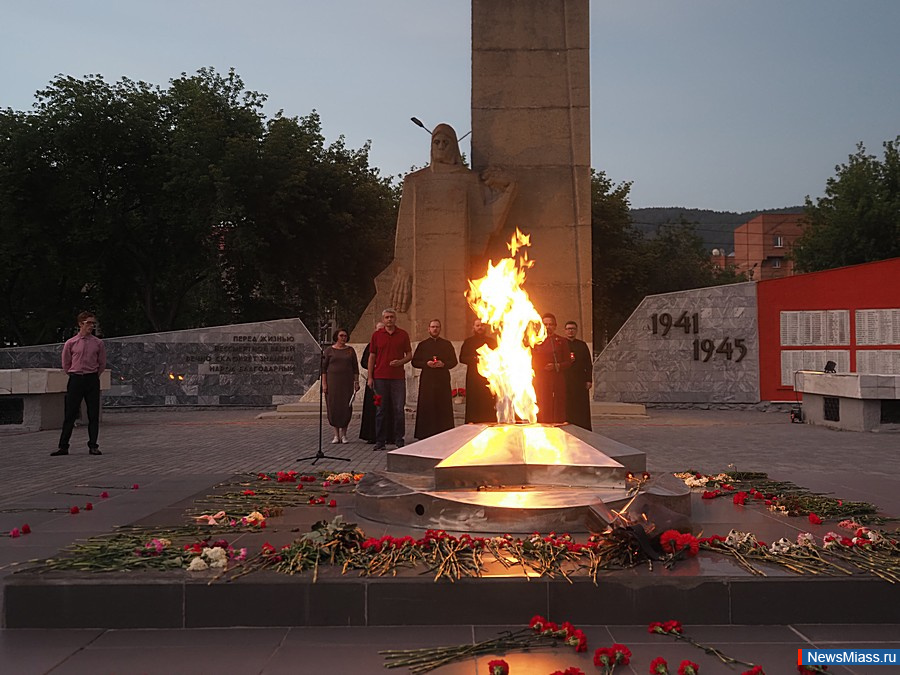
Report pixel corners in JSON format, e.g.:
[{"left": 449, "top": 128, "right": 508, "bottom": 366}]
[{"left": 322, "top": 328, "right": 359, "bottom": 444}]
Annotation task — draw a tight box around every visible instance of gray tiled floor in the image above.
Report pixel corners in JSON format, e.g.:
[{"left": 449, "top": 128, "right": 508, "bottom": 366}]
[{"left": 2, "top": 406, "right": 899, "bottom": 673}]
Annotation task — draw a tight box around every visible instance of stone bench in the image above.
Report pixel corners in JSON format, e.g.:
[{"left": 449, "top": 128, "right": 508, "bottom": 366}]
[
  {"left": 794, "top": 371, "right": 900, "bottom": 432},
  {"left": 0, "top": 369, "right": 111, "bottom": 432}
]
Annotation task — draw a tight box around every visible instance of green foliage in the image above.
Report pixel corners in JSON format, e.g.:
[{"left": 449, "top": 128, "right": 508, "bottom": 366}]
[
  {"left": 793, "top": 138, "right": 900, "bottom": 272},
  {"left": 590, "top": 172, "right": 746, "bottom": 350},
  {"left": 0, "top": 69, "right": 397, "bottom": 344}
]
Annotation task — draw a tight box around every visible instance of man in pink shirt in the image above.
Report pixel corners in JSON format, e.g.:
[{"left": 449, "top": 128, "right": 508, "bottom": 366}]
[{"left": 52, "top": 311, "right": 107, "bottom": 456}]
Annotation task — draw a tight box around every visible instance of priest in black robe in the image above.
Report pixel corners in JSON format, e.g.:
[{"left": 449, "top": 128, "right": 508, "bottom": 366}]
[
  {"left": 532, "top": 313, "right": 572, "bottom": 423},
  {"left": 458, "top": 318, "right": 497, "bottom": 423},
  {"left": 563, "top": 320, "right": 593, "bottom": 430},
  {"left": 412, "top": 319, "right": 458, "bottom": 439}
]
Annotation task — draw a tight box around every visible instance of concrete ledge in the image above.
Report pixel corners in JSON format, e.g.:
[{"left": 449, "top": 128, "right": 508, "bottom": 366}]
[
  {"left": 590, "top": 402, "right": 647, "bottom": 417},
  {"left": 795, "top": 371, "right": 900, "bottom": 432},
  {"left": 0, "top": 369, "right": 111, "bottom": 432},
  {"left": 6, "top": 568, "right": 898, "bottom": 629}
]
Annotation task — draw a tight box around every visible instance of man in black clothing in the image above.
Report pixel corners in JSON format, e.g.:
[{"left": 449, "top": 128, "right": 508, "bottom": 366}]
[
  {"left": 411, "top": 319, "right": 458, "bottom": 439},
  {"left": 458, "top": 318, "right": 497, "bottom": 423},
  {"left": 563, "top": 320, "right": 593, "bottom": 430}
]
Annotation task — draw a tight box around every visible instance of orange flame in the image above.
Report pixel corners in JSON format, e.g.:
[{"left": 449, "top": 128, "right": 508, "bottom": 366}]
[{"left": 465, "top": 229, "right": 546, "bottom": 423}]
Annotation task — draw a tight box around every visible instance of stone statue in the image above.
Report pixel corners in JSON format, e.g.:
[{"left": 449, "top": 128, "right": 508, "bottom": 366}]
[{"left": 355, "top": 123, "right": 516, "bottom": 341}]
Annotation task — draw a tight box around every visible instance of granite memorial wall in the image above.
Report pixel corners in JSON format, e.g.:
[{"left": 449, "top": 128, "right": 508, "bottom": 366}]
[
  {"left": 593, "top": 282, "right": 761, "bottom": 404},
  {"left": 0, "top": 319, "right": 320, "bottom": 407}
]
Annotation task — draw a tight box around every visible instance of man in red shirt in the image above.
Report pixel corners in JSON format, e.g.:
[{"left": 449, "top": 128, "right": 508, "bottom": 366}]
[
  {"left": 366, "top": 308, "right": 412, "bottom": 450},
  {"left": 52, "top": 311, "right": 107, "bottom": 456}
]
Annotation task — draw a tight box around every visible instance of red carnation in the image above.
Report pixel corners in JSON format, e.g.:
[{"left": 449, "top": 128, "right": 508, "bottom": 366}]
[
  {"left": 487, "top": 658, "right": 509, "bottom": 675},
  {"left": 650, "top": 657, "right": 669, "bottom": 674},
  {"left": 69, "top": 506, "right": 79, "bottom": 514},
  {"left": 328, "top": 499, "right": 337, "bottom": 508},
  {"left": 100, "top": 491, "right": 109, "bottom": 499},
  {"left": 84, "top": 502, "right": 93, "bottom": 511},
  {"left": 678, "top": 660, "right": 699, "bottom": 675},
  {"left": 242, "top": 490, "right": 255, "bottom": 496},
  {"left": 131, "top": 484, "right": 139, "bottom": 490},
  {"left": 733, "top": 491, "right": 748, "bottom": 505},
  {"left": 808, "top": 513, "right": 823, "bottom": 525},
  {"left": 741, "top": 667, "right": 765, "bottom": 675},
  {"left": 662, "top": 620, "right": 683, "bottom": 634},
  {"left": 9, "top": 528, "right": 20, "bottom": 538},
  {"left": 21, "top": 523, "right": 31, "bottom": 534},
  {"left": 594, "top": 647, "right": 612, "bottom": 667},
  {"left": 611, "top": 643, "right": 631, "bottom": 665},
  {"left": 373, "top": 394, "right": 382, "bottom": 406}
]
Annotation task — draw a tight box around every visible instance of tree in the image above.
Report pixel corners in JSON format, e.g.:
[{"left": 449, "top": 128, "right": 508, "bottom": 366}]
[
  {"left": 0, "top": 69, "right": 398, "bottom": 345},
  {"left": 793, "top": 138, "right": 900, "bottom": 272},
  {"left": 590, "top": 173, "right": 746, "bottom": 351},
  {"left": 218, "top": 111, "right": 397, "bottom": 331},
  {"left": 590, "top": 170, "right": 643, "bottom": 349}
]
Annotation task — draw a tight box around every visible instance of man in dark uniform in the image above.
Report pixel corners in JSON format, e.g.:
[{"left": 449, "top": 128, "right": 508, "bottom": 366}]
[
  {"left": 412, "top": 319, "right": 458, "bottom": 439},
  {"left": 532, "top": 313, "right": 571, "bottom": 424},
  {"left": 458, "top": 318, "right": 497, "bottom": 423},
  {"left": 563, "top": 320, "right": 593, "bottom": 430}
]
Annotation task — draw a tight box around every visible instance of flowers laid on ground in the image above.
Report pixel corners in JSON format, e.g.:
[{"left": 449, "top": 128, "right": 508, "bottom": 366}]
[
  {"left": 21, "top": 468, "right": 900, "bottom": 587},
  {"left": 4, "top": 523, "right": 31, "bottom": 538},
  {"left": 593, "top": 643, "right": 631, "bottom": 673},
  {"left": 381, "top": 615, "right": 587, "bottom": 674},
  {"left": 183, "top": 541, "right": 246, "bottom": 571},
  {"left": 649, "top": 620, "right": 759, "bottom": 671},
  {"left": 487, "top": 659, "right": 509, "bottom": 675},
  {"left": 678, "top": 469, "right": 879, "bottom": 522},
  {"left": 698, "top": 527, "right": 900, "bottom": 581},
  {"left": 649, "top": 657, "right": 669, "bottom": 674}
]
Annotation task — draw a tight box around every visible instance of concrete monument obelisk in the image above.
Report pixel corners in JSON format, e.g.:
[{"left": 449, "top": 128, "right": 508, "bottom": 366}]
[
  {"left": 354, "top": 0, "right": 591, "bottom": 344},
  {"left": 471, "top": 0, "right": 592, "bottom": 344}
]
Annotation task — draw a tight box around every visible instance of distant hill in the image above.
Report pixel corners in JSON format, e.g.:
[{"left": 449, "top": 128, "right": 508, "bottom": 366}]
[{"left": 628, "top": 206, "right": 805, "bottom": 252}]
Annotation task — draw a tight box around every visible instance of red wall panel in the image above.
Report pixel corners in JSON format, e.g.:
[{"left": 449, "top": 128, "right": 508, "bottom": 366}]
[{"left": 757, "top": 258, "right": 900, "bottom": 401}]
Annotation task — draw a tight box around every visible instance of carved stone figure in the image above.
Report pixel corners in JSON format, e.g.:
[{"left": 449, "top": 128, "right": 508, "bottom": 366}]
[{"left": 354, "top": 123, "right": 516, "bottom": 342}]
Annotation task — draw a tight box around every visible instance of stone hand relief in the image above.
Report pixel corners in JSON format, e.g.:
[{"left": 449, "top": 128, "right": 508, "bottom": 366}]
[
  {"left": 355, "top": 123, "right": 517, "bottom": 341},
  {"left": 390, "top": 266, "right": 412, "bottom": 313}
]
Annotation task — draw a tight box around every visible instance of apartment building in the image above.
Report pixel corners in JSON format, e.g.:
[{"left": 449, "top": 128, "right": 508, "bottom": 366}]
[{"left": 732, "top": 213, "right": 805, "bottom": 280}]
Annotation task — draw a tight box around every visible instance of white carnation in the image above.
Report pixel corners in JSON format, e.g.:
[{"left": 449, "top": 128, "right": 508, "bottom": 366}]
[{"left": 187, "top": 556, "right": 209, "bottom": 571}]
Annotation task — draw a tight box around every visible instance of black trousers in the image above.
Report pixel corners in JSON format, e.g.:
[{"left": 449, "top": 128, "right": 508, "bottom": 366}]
[{"left": 57, "top": 373, "right": 101, "bottom": 450}]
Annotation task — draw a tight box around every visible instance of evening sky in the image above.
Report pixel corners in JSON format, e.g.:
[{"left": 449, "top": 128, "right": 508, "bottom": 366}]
[{"left": 2, "top": 0, "right": 898, "bottom": 212}]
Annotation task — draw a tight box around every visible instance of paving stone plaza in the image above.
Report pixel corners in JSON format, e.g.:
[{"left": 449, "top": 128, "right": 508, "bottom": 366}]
[{"left": 2, "top": 406, "right": 898, "bottom": 674}]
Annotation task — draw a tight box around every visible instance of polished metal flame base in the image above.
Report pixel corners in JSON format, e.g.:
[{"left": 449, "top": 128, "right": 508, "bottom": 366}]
[{"left": 355, "top": 423, "right": 691, "bottom": 533}]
